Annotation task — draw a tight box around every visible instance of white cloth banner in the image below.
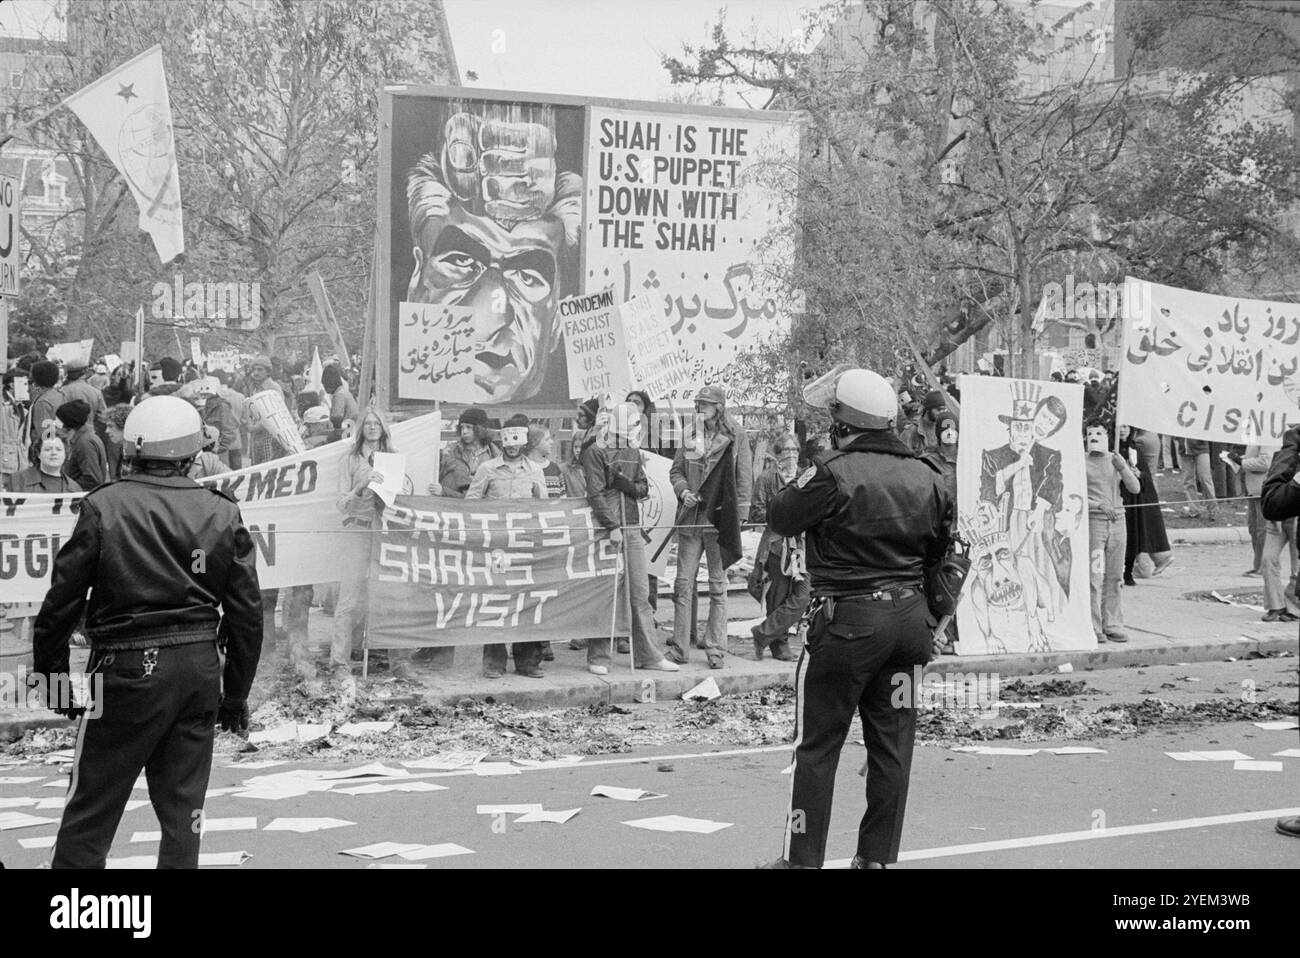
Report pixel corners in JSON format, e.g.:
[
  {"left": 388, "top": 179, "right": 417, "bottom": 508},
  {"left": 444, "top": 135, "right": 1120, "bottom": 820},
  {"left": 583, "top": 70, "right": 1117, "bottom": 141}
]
[
  {"left": 0, "top": 413, "right": 441, "bottom": 604},
  {"left": 955, "top": 376, "right": 1095, "bottom": 654},
  {"left": 64, "top": 45, "right": 184, "bottom": 264},
  {"left": 1119, "top": 277, "right": 1300, "bottom": 444}
]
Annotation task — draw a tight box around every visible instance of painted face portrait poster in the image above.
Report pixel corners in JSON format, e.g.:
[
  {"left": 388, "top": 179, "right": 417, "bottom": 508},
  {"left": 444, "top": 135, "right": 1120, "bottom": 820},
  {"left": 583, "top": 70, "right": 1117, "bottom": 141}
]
[
  {"left": 380, "top": 88, "right": 798, "bottom": 412},
  {"left": 956, "top": 375, "right": 1095, "bottom": 655}
]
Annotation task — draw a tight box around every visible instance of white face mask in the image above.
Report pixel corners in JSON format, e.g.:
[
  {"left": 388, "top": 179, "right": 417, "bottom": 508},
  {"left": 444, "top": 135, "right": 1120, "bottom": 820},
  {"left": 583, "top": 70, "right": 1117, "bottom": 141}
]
[
  {"left": 940, "top": 427, "right": 958, "bottom": 446},
  {"left": 1086, "top": 433, "right": 1108, "bottom": 453}
]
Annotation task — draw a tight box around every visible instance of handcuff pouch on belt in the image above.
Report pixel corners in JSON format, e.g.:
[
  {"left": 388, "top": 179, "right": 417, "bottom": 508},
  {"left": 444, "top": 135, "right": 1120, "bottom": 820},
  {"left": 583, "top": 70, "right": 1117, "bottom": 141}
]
[{"left": 803, "top": 596, "right": 881, "bottom": 642}]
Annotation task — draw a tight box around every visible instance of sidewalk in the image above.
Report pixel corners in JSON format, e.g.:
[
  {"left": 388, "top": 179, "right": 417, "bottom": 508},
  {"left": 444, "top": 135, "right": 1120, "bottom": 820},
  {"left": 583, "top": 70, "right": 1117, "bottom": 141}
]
[{"left": 3, "top": 538, "right": 1295, "bottom": 741}]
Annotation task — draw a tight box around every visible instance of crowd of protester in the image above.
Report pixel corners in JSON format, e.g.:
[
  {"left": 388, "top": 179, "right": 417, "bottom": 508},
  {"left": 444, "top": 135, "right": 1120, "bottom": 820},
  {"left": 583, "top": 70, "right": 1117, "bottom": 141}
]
[{"left": 2, "top": 348, "right": 1290, "bottom": 683}]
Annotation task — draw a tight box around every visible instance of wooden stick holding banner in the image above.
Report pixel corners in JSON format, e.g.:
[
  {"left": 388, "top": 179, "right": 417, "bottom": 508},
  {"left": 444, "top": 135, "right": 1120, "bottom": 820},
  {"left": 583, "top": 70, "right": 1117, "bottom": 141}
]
[
  {"left": 358, "top": 234, "right": 379, "bottom": 409},
  {"left": 306, "top": 271, "right": 352, "bottom": 369},
  {"left": 901, "top": 326, "right": 960, "bottom": 416}
]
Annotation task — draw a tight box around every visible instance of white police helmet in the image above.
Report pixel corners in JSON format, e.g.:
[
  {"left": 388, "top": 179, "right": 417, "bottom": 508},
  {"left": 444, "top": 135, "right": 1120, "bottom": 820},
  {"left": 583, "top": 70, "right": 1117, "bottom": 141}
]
[
  {"left": 122, "top": 395, "right": 204, "bottom": 460},
  {"left": 830, "top": 369, "right": 898, "bottom": 430}
]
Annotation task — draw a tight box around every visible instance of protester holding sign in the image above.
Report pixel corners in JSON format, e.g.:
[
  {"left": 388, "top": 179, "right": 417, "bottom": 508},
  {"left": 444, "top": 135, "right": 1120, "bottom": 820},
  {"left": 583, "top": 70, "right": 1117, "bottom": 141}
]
[
  {"left": 333, "top": 407, "right": 399, "bottom": 681},
  {"left": 467, "top": 414, "right": 550, "bottom": 678},
  {"left": 668, "top": 385, "right": 752, "bottom": 668}
]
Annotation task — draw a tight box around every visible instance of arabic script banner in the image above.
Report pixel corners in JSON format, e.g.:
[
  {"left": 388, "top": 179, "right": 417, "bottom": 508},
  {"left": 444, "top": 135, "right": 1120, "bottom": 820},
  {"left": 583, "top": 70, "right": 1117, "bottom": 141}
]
[{"left": 1118, "top": 277, "right": 1300, "bottom": 444}]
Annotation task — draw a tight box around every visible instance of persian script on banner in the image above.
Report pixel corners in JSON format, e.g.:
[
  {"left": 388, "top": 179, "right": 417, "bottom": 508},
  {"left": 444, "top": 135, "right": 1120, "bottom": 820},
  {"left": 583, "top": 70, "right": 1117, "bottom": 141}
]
[
  {"left": 365, "top": 496, "right": 624, "bottom": 647},
  {"left": 396, "top": 302, "right": 480, "bottom": 402},
  {"left": 955, "top": 376, "right": 1095, "bottom": 655},
  {"left": 1119, "top": 277, "right": 1300, "bottom": 444}
]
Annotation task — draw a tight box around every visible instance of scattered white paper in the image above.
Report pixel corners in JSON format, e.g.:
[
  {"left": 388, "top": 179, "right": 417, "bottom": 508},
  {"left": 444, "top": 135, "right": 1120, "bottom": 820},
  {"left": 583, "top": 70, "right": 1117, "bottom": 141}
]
[
  {"left": 231, "top": 786, "right": 313, "bottom": 801},
  {"left": 0, "top": 812, "right": 57, "bottom": 830},
  {"left": 396, "top": 843, "right": 474, "bottom": 861},
  {"left": 199, "top": 851, "right": 251, "bottom": 867},
  {"left": 0, "top": 797, "right": 40, "bottom": 809},
  {"left": 1046, "top": 747, "right": 1108, "bottom": 755},
  {"left": 1233, "top": 760, "right": 1283, "bottom": 772},
  {"left": 623, "top": 815, "right": 733, "bottom": 834},
  {"left": 19, "top": 835, "right": 57, "bottom": 849},
  {"left": 515, "top": 808, "right": 581, "bottom": 824},
  {"left": 264, "top": 818, "right": 355, "bottom": 833},
  {"left": 591, "top": 785, "right": 666, "bottom": 802},
  {"left": 994, "top": 701, "right": 1042, "bottom": 709},
  {"left": 130, "top": 831, "right": 161, "bottom": 843},
  {"left": 473, "top": 763, "right": 521, "bottom": 776},
  {"left": 512, "top": 755, "right": 584, "bottom": 768},
  {"left": 476, "top": 804, "right": 544, "bottom": 816},
  {"left": 45, "top": 750, "right": 74, "bottom": 765},
  {"left": 401, "top": 751, "right": 486, "bottom": 770},
  {"left": 248, "top": 723, "right": 331, "bottom": 745},
  {"left": 0, "top": 777, "right": 44, "bottom": 785},
  {"left": 41, "top": 780, "right": 69, "bottom": 788},
  {"left": 1166, "top": 752, "right": 1208, "bottom": 761},
  {"left": 1273, "top": 749, "right": 1300, "bottom": 758},
  {"left": 225, "top": 760, "right": 287, "bottom": 770},
  {"left": 951, "top": 746, "right": 1039, "bottom": 755},
  {"left": 296, "top": 724, "right": 332, "bottom": 742},
  {"left": 682, "top": 677, "right": 722, "bottom": 701},
  {"left": 1190, "top": 750, "right": 1253, "bottom": 761},
  {"left": 1253, "top": 721, "right": 1300, "bottom": 731},
  {"left": 780, "top": 763, "right": 793, "bottom": 775},
  {"left": 336, "top": 722, "right": 396, "bottom": 738},
  {"left": 318, "top": 763, "right": 410, "bottom": 781},
  {"left": 335, "top": 781, "right": 448, "bottom": 795},
  {"left": 125, "top": 800, "right": 150, "bottom": 812},
  {"left": 366, "top": 863, "right": 427, "bottom": 869},
  {"left": 35, "top": 797, "right": 66, "bottom": 810},
  {"left": 339, "top": 842, "right": 426, "bottom": 860},
  {"left": 1057, "top": 663, "right": 1074, "bottom": 673}
]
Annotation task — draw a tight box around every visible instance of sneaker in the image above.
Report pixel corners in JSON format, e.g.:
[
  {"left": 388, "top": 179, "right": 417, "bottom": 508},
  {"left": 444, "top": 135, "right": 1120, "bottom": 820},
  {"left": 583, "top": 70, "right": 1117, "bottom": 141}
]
[
  {"left": 1280, "top": 611, "right": 1300, "bottom": 622},
  {"left": 706, "top": 651, "right": 725, "bottom": 670},
  {"left": 540, "top": 644, "right": 555, "bottom": 661},
  {"left": 1244, "top": 569, "right": 1262, "bottom": 577},
  {"left": 641, "top": 658, "right": 680, "bottom": 672},
  {"left": 850, "top": 855, "right": 886, "bottom": 869},
  {"left": 1151, "top": 556, "right": 1174, "bottom": 577},
  {"left": 588, "top": 664, "right": 609, "bottom": 676},
  {"left": 1262, "top": 609, "right": 1298, "bottom": 622},
  {"left": 616, "top": 638, "right": 630, "bottom": 654},
  {"left": 1276, "top": 815, "right": 1300, "bottom": 838},
  {"left": 483, "top": 667, "right": 504, "bottom": 679},
  {"left": 1104, "top": 629, "right": 1128, "bottom": 643},
  {"left": 664, "top": 645, "right": 688, "bottom": 665},
  {"left": 568, "top": 638, "right": 588, "bottom": 651},
  {"left": 516, "top": 666, "right": 545, "bottom": 679}
]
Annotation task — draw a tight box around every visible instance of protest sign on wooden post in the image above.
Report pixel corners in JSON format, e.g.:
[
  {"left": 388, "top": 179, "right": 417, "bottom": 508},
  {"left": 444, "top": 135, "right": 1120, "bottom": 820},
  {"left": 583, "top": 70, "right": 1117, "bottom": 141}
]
[{"left": 560, "top": 285, "right": 631, "bottom": 400}]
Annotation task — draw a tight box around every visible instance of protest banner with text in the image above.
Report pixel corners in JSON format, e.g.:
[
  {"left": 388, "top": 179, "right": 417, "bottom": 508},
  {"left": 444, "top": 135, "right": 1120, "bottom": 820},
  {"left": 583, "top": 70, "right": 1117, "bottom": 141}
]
[
  {"left": 560, "top": 286, "right": 632, "bottom": 400},
  {"left": 1118, "top": 277, "right": 1300, "bottom": 444},
  {"left": 365, "top": 495, "right": 621, "bottom": 647}
]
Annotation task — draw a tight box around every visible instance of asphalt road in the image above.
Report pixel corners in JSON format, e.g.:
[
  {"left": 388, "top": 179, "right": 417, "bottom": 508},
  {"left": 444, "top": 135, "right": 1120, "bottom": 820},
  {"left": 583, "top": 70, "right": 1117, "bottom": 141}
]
[{"left": 1, "top": 658, "right": 1295, "bottom": 870}]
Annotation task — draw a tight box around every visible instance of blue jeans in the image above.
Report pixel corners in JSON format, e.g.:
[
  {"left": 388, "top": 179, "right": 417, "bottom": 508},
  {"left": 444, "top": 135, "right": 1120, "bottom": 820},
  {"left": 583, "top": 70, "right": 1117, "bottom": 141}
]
[
  {"left": 589, "top": 532, "right": 666, "bottom": 667},
  {"left": 673, "top": 528, "right": 727, "bottom": 655}
]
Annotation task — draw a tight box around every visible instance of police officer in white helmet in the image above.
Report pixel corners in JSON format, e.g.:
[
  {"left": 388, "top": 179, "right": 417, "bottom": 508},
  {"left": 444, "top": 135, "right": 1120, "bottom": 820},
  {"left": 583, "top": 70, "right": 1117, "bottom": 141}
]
[
  {"left": 762, "top": 368, "right": 954, "bottom": 869},
  {"left": 31, "top": 395, "right": 263, "bottom": 868}
]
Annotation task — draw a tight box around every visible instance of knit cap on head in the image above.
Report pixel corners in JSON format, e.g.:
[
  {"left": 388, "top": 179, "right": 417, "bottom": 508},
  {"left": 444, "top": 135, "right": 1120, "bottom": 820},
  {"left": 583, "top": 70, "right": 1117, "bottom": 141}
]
[{"left": 56, "top": 399, "right": 92, "bottom": 430}]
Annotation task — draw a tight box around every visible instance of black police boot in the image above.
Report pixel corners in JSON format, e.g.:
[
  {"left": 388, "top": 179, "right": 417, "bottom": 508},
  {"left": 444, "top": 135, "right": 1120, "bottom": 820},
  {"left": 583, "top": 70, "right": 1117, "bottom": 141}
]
[{"left": 850, "top": 855, "right": 886, "bottom": 869}]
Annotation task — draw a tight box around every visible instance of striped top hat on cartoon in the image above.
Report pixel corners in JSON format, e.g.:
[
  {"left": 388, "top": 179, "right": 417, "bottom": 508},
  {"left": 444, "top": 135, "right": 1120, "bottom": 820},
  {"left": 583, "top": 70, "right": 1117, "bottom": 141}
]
[{"left": 997, "top": 381, "right": 1042, "bottom": 425}]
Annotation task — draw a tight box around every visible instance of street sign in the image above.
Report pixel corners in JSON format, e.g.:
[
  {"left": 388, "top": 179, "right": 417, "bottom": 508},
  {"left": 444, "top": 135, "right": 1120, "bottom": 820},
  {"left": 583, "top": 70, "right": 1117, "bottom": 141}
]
[{"left": 1, "top": 173, "right": 20, "bottom": 297}]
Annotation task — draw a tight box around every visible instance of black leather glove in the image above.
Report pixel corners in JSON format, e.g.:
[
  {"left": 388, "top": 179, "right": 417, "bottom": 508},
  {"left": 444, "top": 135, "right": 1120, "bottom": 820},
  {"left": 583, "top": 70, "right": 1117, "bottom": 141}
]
[
  {"left": 218, "top": 696, "right": 249, "bottom": 734},
  {"left": 27, "top": 672, "right": 84, "bottom": 720}
]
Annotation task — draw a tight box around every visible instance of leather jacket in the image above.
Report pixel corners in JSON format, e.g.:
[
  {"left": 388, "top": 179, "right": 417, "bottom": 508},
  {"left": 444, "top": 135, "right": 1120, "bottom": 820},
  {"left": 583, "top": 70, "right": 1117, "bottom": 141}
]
[
  {"left": 32, "top": 472, "right": 263, "bottom": 702},
  {"left": 769, "top": 430, "right": 953, "bottom": 596}
]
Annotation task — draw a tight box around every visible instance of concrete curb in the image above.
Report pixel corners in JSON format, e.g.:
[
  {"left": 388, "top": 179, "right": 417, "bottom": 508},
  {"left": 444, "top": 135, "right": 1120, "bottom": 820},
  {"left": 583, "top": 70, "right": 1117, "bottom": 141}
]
[
  {"left": 1167, "top": 525, "right": 1251, "bottom": 545},
  {"left": 5, "top": 635, "right": 1293, "bottom": 742}
]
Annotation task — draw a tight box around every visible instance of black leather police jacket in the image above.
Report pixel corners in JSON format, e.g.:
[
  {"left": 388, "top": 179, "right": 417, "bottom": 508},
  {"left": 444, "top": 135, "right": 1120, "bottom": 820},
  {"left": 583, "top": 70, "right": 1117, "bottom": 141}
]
[
  {"left": 32, "top": 472, "right": 264, "bottom": 702},
  {"left": 769, "top": 430, "right": 954, "bottom": 597}
]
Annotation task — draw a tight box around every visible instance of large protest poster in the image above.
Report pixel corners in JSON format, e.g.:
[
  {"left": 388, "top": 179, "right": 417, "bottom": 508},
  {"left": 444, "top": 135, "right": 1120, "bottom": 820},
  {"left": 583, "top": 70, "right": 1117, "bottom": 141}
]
[
  {"left": 1118, "top": 277, "right": 1300, "bottom": 444},
  {"left": 1, "top": 412, "right": 441, "bottom": 604},
  {"left": 378, "top": 87, "right": 799, "bottom": 413},
  {"left": 365, "top": 496, "right": 620, "bottom": 647},
  {"left": 585, "top": 106, "right": 799, "bottom": 404},
  {"left": 955, "top": 376, "right": 1094, "bottom": 655}
]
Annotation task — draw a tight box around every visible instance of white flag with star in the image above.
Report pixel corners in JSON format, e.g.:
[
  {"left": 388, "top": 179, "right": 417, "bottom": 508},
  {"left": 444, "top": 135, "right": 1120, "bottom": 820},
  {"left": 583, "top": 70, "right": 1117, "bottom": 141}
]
[{"left": 64, "top": 45, "right": 184, "bottom": 264}]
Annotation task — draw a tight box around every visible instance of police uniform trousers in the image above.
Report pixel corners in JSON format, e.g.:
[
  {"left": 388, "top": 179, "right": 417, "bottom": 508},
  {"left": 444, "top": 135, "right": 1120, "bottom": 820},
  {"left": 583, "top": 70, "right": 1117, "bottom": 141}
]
[
  {"left": 53, "top": 641, "right": 221, "bottom": 869},
  {"left": 784, "top": 592, "right": 932, "bottom": 867}
]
